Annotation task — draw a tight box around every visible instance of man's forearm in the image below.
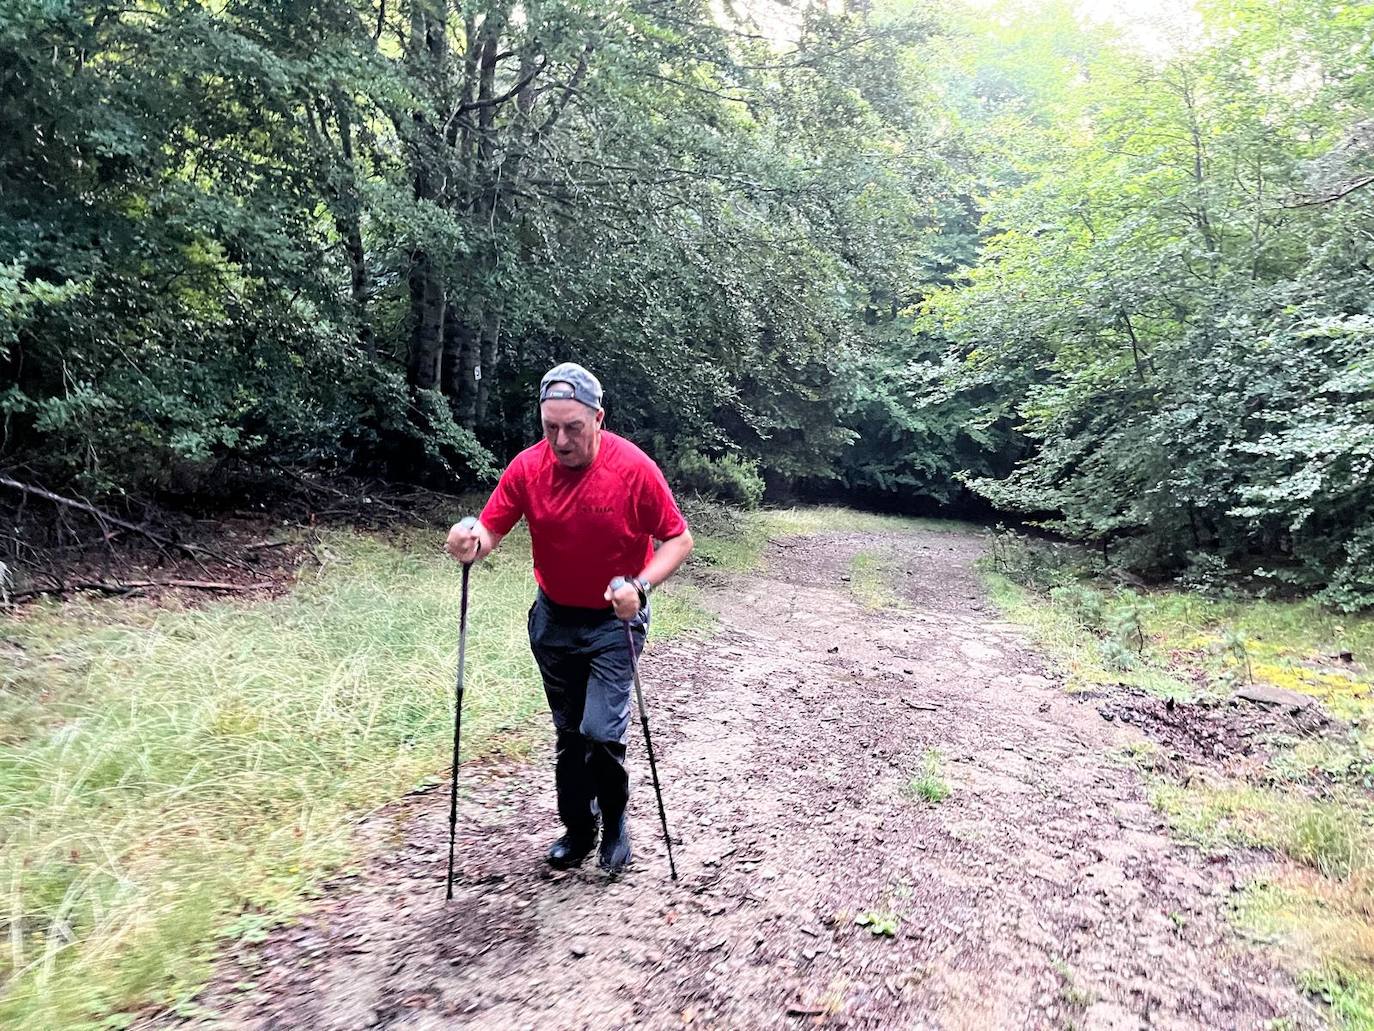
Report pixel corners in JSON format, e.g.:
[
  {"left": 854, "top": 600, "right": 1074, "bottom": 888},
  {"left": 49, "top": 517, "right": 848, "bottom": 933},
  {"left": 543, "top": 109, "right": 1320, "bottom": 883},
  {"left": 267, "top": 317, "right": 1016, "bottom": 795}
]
[
  {"left": 474, "top": 520, "right": 505, "bottom": 559},
  {"left": 639, "top": 529, "right": 694, "bottom": 588}
]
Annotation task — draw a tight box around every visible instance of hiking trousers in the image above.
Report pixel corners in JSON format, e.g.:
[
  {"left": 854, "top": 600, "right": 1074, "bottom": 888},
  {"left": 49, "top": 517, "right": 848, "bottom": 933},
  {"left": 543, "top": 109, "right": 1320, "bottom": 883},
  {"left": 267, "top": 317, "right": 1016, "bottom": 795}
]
[{"left": 527, "top": 590, "right": 648, "bottom": 835}]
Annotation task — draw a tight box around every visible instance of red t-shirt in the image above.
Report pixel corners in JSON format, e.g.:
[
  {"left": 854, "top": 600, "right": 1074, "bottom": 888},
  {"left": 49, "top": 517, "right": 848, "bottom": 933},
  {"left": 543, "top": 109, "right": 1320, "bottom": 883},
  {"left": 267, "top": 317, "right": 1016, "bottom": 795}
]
[{"left": 479, "top": 432, "right": 688, "bottom": 609}]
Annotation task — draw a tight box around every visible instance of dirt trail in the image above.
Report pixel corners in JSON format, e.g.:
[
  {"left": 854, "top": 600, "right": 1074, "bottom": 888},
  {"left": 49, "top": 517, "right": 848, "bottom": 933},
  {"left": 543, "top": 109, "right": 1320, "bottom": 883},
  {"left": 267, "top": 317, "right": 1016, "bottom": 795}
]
[{"left": 173, "top": 528, "right": 1321, "bottom": 1030}]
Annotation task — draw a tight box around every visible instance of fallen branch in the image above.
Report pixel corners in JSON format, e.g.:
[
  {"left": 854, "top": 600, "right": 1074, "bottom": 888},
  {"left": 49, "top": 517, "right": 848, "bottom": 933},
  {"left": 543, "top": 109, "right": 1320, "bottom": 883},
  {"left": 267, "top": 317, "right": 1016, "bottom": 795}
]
[
  {"left": 2, "top": 474, "right": 141, "bottom": 539},
  {"left": 0, "top": 475, "right": 253, "bottom": 571},
  {"left": 269, "top": 463, "right": 405, "bottom": 516},
  {"left": 1284, "top": 173, "right": 1374, "bottom": 208},
  {"left": 10, "top": 578, "right": 274, "bottom": 602},
  {"left": 902, "top": 699, "right": 941, "bottom": 712}
]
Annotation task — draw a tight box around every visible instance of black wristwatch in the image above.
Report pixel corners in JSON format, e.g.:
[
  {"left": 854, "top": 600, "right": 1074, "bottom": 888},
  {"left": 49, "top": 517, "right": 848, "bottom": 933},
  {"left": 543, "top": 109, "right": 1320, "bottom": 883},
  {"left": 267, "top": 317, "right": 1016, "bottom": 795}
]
[{"left": 632, "top": 576, "right": 652, "bottom": 609}]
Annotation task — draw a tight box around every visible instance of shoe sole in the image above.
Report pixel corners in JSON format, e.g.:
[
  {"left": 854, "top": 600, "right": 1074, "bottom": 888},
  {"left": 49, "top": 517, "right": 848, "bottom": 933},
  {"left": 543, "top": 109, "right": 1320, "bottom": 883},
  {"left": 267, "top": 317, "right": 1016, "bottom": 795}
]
[{"left": 546, "top": 853, "right": 593, "bottom": 870}]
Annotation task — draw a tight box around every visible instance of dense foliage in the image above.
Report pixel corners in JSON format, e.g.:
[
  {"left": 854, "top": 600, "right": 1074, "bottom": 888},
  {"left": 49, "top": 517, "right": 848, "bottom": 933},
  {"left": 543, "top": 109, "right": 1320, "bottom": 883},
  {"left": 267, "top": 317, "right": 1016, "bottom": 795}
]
[
  {"left": 1, "top": 0, "right": 978, "bottom": 504},
  {"left": 923, "top": 0, "right": 1374, "bottom": 607},
  {"left": 2, "top": 0, "right": 1371, "bottom": 604}
]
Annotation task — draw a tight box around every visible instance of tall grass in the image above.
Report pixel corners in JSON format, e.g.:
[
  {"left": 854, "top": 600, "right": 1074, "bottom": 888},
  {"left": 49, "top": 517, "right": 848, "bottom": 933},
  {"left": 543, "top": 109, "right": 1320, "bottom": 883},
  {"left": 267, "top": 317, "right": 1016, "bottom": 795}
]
[{"left": 0, "top": 527, "right": 702, "bottom": 1028}]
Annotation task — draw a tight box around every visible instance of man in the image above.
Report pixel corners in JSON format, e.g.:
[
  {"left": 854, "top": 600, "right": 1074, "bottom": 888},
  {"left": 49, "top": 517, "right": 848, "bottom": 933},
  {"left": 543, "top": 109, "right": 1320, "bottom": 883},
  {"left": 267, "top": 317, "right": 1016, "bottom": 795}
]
[{"left": 444, "top": 362, "right": 694, "bottom": 874}]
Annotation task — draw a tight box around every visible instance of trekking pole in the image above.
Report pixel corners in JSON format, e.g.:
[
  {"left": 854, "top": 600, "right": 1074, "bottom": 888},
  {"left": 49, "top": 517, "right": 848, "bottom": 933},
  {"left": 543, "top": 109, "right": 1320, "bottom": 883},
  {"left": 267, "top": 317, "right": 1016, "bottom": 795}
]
[
  {"left": 446, "top": 517, "right": 480, "bottom": 900},
  {"left": 609, "top": 577, "right": 678, "bottom": 881}
]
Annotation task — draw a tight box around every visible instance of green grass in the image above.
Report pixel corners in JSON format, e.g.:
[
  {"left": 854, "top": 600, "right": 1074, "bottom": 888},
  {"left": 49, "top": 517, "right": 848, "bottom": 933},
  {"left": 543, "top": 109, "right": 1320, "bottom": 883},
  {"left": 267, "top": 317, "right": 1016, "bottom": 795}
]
[
  {"left": 906, "top": 750, "right": 951, "bottom": 804},
  {"left": 980, "top": 570, "right": 1374, "bottom": 715},
  {"left": 853, "top": 910, "right": 900, "bottom": 937},
  {"left": 1152, "top": 781, "right": 1374, "bottom": 881},
  {"left": 1303, "top": 968, "right": 1374, "bottom": 1031},
  {"left": 1237, "top": 881, "right": 1374, "bottom": 1029},
  {"left": 980, "top": 572, "right": 1197, "bottom": 698},
  {"left": 849, "top": 549, "right": 905, "bottom": 610},
  {"left": 0, "top": 525, "right": 705, "bottom": 1029}
]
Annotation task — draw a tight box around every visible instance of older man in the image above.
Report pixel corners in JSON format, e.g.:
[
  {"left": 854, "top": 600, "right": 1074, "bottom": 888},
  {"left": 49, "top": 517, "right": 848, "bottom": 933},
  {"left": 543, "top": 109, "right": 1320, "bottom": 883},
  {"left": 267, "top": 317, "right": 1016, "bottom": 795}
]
[{"left": 445, "top": 362, "right": 693, "bottom": 873}]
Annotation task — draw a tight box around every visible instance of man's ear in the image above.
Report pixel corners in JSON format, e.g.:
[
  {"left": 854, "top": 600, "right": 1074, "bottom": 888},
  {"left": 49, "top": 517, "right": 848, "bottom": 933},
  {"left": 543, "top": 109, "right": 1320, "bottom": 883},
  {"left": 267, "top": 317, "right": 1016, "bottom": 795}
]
[{"left": 595, "top": 409, "right": 606, "bottom": 427}]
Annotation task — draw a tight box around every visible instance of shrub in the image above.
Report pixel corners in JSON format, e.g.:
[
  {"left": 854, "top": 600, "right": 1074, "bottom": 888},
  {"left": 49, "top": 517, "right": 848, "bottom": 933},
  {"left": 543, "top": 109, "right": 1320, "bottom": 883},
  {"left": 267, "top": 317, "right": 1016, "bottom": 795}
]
[{"left": 667, "top": 452, "right": 766, "bottom": 509}]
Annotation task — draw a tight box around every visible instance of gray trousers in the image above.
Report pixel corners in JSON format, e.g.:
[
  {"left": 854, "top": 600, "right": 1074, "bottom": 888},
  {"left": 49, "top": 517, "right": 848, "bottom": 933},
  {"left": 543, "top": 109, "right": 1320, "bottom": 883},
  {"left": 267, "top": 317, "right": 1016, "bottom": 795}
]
[{"left": 527, "top": 591, "right": 647, "bottom": 833}]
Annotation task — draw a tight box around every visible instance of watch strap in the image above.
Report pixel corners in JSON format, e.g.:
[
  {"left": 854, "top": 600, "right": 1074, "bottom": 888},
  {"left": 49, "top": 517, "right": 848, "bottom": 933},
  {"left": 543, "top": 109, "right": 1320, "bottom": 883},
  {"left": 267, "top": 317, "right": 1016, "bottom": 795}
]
[{"left": 633, "top": 576, "right": 652, "bottom": 608}]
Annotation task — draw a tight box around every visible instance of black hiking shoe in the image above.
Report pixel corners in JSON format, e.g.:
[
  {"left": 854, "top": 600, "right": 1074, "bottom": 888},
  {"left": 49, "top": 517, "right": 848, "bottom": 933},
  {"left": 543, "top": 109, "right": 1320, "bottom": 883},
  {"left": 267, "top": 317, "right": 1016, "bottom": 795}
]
[
  {"left": 546, "top": 823, "right": 598, "bottom": 869},
  {"left": 597, "top": 812, "right": 632, "bottom": 874}
]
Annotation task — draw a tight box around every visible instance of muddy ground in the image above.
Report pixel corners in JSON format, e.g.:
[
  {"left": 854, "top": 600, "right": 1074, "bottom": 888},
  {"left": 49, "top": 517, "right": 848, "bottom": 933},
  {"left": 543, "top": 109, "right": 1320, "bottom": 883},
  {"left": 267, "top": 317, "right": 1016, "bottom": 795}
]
[{"left": 162, "top": 527, "right": 1327, "bottom": 1029}]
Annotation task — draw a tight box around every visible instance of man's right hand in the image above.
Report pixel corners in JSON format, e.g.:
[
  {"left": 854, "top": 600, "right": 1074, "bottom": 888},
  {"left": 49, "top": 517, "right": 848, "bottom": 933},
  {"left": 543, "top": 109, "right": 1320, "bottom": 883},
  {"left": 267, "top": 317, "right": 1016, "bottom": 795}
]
[{"left": 445, "top": 518, "right": 482, "bottom": 564}]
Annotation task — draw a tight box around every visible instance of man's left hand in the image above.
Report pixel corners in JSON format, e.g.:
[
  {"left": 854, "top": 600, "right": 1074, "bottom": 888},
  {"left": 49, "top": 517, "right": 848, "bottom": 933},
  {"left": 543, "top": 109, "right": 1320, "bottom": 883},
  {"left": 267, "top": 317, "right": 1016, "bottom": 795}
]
[{"left": 605, "top": 578, "right": 641, "bottom": 620}]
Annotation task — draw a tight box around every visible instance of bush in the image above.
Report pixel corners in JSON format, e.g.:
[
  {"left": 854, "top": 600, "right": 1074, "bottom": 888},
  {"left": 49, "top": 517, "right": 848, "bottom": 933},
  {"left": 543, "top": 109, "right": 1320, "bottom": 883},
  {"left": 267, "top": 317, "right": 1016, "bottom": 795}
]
[
  {"left": 987, "top": 525, "right": 1089, "bottom": 594},
  {"left": 1175, "top": 552, "right": 1233, "bottom": 596},
  {"left": 1048, "top": 584, "right": 1108, "bottom": 632},
  {"left": 667, "top": 452, "right": 766, "bottom": 509},
  {"left": 1318, "top": 526, "right": 1374, "bottom": 614}
]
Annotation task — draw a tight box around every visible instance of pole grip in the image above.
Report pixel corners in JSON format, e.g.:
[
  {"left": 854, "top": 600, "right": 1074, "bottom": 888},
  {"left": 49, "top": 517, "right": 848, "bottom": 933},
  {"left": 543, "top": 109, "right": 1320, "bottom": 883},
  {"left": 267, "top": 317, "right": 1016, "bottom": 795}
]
[{"left": 457, "top": 516, "right": 481, "bottom": 563}]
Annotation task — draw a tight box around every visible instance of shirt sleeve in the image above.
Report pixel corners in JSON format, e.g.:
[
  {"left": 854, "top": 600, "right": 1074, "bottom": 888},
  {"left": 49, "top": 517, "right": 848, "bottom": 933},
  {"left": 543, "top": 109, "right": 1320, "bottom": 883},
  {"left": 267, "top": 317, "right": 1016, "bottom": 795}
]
[
  {"left": 634, "top": 458, "right": 688, "bottom": 542},
  {"left": 479, "top": 457, "right": 527, "bottom": 537}
]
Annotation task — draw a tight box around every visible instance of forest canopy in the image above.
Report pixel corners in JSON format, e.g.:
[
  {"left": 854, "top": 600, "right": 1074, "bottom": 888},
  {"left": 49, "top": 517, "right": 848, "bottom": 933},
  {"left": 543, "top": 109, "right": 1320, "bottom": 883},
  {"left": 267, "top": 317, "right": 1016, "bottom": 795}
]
[{"left": 2, "top": 0, "right": 1371, "bottom": 605}]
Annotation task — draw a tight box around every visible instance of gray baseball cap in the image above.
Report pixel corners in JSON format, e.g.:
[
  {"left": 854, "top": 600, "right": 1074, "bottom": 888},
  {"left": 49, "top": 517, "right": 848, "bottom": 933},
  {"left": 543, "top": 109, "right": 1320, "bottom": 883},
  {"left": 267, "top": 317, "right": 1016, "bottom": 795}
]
[{"left": 539, "top": 362, "right": 603, "bottom": 412}]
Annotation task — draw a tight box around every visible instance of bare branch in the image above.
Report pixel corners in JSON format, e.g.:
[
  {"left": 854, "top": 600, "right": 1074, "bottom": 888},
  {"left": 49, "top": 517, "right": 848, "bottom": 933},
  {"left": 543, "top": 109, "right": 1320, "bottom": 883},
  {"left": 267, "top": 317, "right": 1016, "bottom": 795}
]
[
  {"left": 453, "top": 55, "right": 547, "bottom": 115},
  {"left": 1284, "top": 173, "right": 1374, "bottom": 208},
  {"left": 0, "top": 475, "right": 252, "bottom": 570}
]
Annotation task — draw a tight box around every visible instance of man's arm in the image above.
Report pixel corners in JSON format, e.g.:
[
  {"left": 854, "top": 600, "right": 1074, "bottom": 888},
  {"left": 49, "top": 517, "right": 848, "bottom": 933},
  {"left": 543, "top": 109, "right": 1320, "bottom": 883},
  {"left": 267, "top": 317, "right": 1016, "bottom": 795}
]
[
  {"left": 606, "top": 527, "right": 694, "bottom": 618},
  {"left": 640, "top": 528, "right": 694, "bottom": 588}
]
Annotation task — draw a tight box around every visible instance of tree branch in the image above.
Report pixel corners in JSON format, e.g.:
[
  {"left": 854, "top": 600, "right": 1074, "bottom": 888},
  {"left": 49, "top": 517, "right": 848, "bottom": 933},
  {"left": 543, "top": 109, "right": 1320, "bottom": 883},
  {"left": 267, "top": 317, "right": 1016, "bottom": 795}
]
[
  {"left": 453, "top": 55, "right": 547, "bottom": 115},
  {"left": 1284, "top": 173, "right": 1374, "bottom": 208},
  {"left": 0, "top": 475, "right": 252, "bottom": 570}
]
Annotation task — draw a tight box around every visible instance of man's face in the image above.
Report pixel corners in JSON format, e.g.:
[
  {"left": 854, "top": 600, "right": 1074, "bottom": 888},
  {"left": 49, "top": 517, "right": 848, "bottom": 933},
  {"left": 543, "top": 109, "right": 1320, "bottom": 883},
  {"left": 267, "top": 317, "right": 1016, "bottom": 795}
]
[{"left": 541, "top": 395, "right": 602, "bottom": 468}]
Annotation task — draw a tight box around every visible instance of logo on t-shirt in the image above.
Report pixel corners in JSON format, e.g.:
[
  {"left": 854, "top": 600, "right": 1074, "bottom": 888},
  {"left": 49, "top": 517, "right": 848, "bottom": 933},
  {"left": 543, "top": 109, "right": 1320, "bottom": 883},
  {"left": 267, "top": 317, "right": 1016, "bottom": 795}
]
[{"left": 580, "top": 504, "right": 614, "bottom": 515}]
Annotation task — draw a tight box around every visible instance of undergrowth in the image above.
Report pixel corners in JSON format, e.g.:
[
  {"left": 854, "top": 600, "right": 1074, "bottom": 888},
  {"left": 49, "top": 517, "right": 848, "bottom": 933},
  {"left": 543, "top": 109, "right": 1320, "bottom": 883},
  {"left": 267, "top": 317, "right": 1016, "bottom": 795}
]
[{"left": 981, "top": 529, "right": 1374, "bottom": 1028}]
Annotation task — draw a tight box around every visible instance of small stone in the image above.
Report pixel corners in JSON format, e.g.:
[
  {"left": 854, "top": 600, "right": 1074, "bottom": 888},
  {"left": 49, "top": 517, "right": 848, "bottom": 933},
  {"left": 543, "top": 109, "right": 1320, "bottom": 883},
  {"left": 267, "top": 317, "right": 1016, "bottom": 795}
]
[{"left": 570, "top": 943, "right": 588, "bottom": 958}]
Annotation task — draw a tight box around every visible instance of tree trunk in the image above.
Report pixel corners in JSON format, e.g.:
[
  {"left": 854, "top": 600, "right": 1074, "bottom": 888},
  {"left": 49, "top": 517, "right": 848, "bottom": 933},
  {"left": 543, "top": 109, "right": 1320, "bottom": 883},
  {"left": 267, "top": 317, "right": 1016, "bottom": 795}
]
[
  {"left": 404, "top": 0, "right": 449, "bottom": 391},
  {"left": 442, "top": 301, "right": 477, "bottom": 406},
  {"left": 407, "top": 251, "right": 445, "bottom": 389},
  {"left": 475, "top": 306, "right": 502, "bottom": 424},
  {"left": 451, "top": 305, "right": 481, "bottom": 428},
  {"left": 335, "top": 99, "right": 373, "bottom": 357}
]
